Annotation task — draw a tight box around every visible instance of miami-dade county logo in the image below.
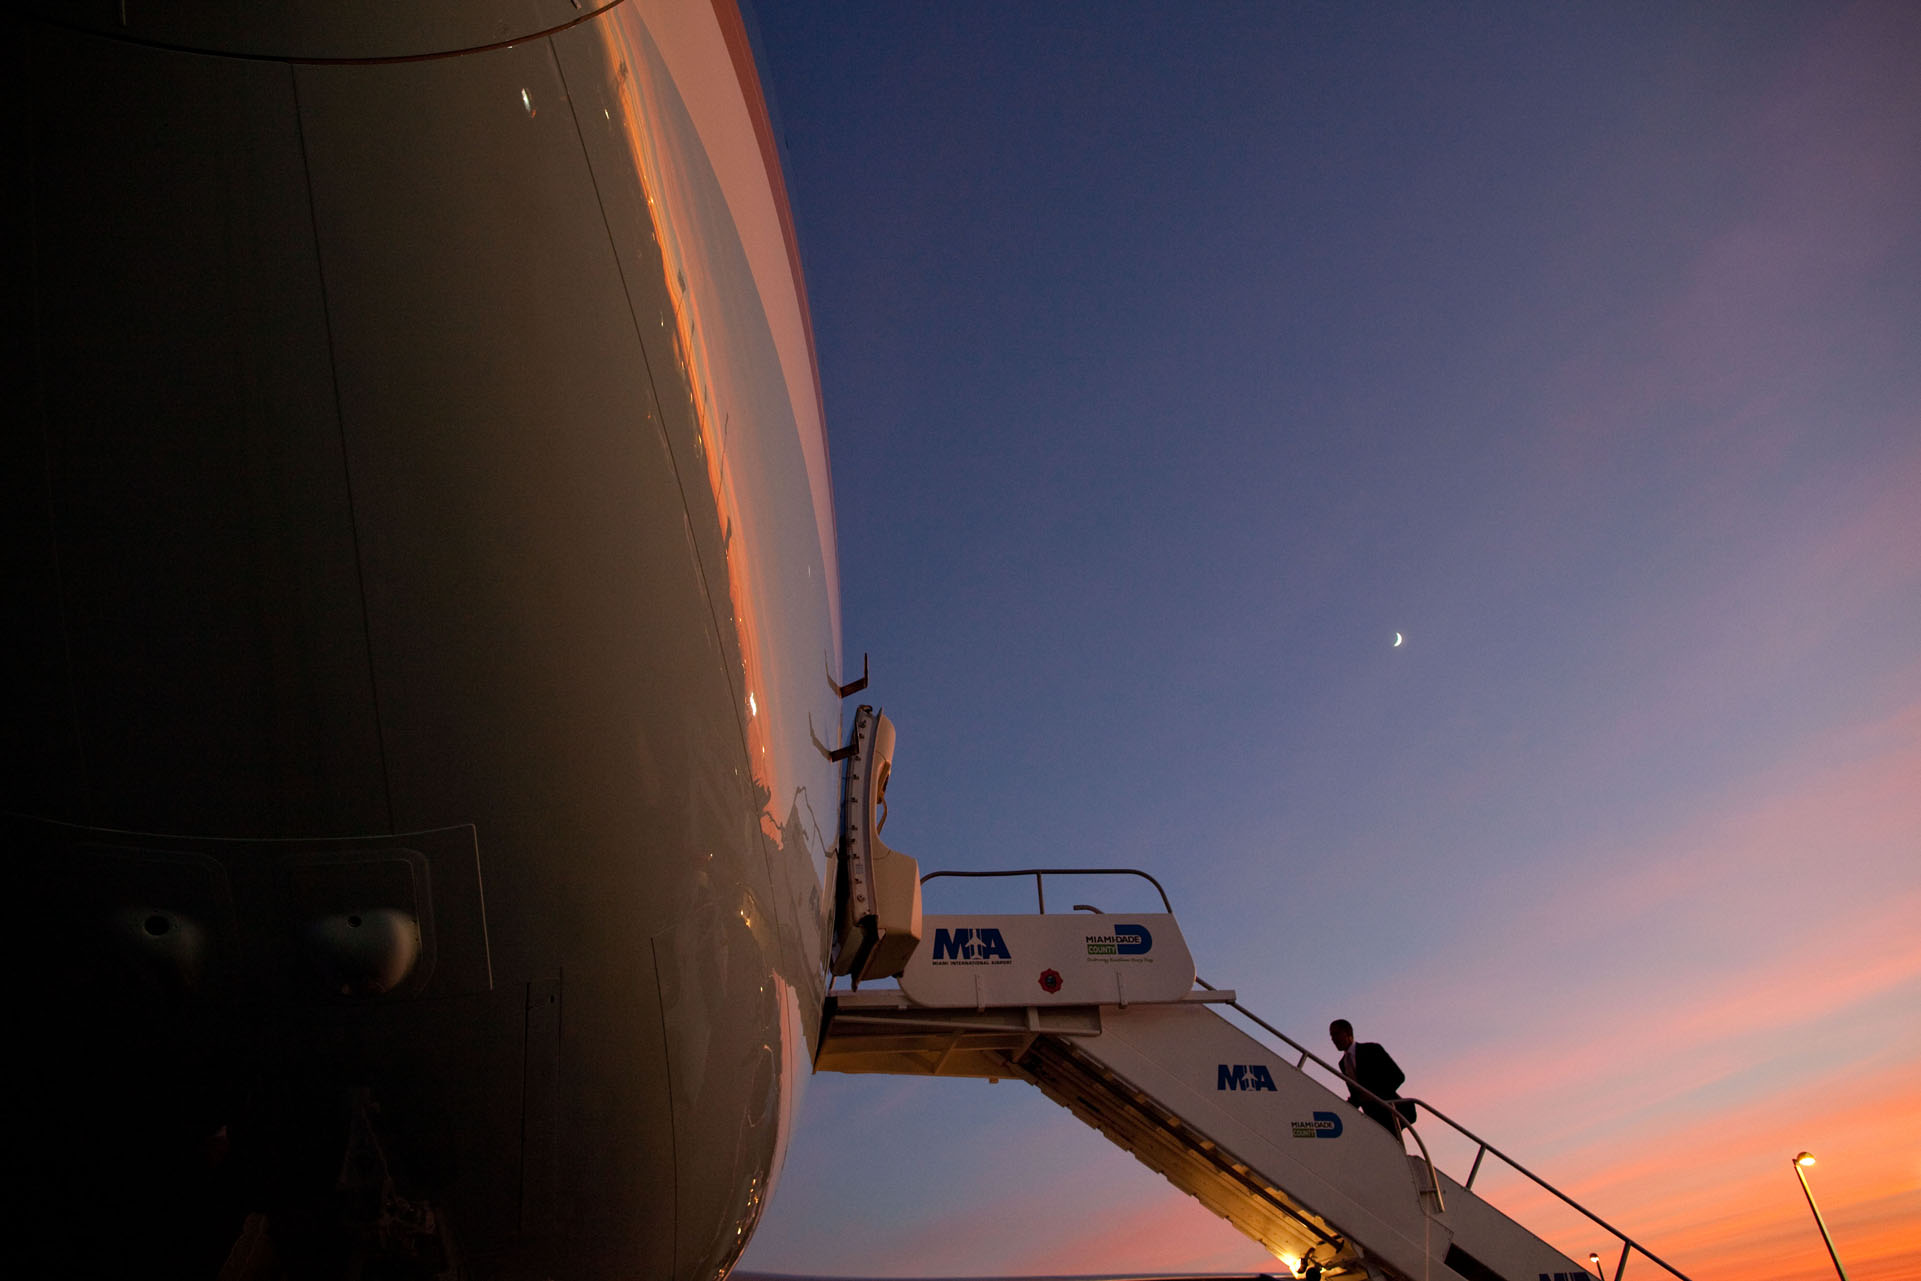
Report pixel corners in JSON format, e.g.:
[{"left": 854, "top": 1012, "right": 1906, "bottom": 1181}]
[
  {"left": 1291, "top": 1111, "right": 1344, "bottom": 1138},
  {"left": 1085, "top": 922, "right": 1152, "bottom": 958},
  {"left": 1217, "top": 1063, "right": 1277, "bottom": 1092},
  {"left": 930, "top": 926, "right": 1012, "bottom": 965}
]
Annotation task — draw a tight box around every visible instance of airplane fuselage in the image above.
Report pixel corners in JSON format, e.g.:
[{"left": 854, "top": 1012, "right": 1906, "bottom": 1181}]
[{"left": 8, "top": 3, "right": 839, "bottom": 1277}]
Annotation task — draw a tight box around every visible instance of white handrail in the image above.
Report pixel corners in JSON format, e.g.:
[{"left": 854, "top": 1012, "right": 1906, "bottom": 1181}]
[{"left": 1192, "top": 979, "right": 1691, "bottom": 1281}]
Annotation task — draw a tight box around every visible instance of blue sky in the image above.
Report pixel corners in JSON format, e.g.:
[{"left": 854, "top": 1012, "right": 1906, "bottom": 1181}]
[{"left": 739, "top": 4, "right": 1920, "bottom": 1277}]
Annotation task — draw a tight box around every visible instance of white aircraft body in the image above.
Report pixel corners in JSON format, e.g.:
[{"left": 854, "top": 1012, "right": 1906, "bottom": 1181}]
[{"left": 11, "top": 2, "right": 840, "bottom": 1277}]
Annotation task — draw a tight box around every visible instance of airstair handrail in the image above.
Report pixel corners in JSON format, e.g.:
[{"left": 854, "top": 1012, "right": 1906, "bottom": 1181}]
[
  {"left": 1398, "top": 1097, "right": 1692, "bottom": 1281},
  {"left": 919, "top": 866, "right": 1175, "bottom": 914},
  {"left": 1192, "top": 980, "right": 1690, "bottom": 1281}
]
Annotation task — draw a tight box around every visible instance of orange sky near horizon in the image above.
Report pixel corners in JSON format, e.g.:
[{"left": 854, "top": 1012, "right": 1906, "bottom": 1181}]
[{"left": 1464, "top": 1056, "right": 1920, "bottom": 1281}]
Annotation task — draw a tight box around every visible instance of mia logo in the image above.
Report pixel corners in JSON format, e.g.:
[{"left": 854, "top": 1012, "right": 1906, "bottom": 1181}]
[
  {"left": 1291, "top": 1111, "right": 1344, "bottom": 1138},
  {"left": 1217, "top": 1063, "right": 1278, "bottom": 1092},
  {"left": 930, "top": 927, "right": 1012, "bottom": 964},
  {"left": 1085, "top": 923, "right": 1153, "bottom": 957}
]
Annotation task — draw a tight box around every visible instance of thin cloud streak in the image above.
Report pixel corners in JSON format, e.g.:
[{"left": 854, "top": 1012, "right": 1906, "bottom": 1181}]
[
  {"left": 1474, "top": 1056, "right": 1921, "bottom": 1281},
  {"left": 1371, "top": 691, "right": 1921, "bottom": 1040},
  {"left": 1416, "top": 893, "right": 1921, "bottom": 1123}
]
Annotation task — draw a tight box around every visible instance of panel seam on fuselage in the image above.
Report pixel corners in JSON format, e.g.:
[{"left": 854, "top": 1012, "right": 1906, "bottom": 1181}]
[
  {"left": 286, "top": 61, "right": 397, "bottom": 834},
  {"left": 28, "top": 1, "right": 631, "bottom": 68},
  {"left": 25, "top": 22, "right": 95, "bottom": 818},
  {"left": 649, "top": 935, "right": 682, "bottom": 1275}
]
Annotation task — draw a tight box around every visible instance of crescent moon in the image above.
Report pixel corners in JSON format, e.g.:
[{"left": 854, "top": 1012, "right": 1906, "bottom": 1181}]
[{"left": 1393, "top": 632, "right": 1404, "bottom": 647}]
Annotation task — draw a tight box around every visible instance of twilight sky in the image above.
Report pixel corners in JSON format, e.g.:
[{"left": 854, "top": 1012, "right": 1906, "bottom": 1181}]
[{"left": 737, "top": 4, "right": 1921, "bottom": 1279}]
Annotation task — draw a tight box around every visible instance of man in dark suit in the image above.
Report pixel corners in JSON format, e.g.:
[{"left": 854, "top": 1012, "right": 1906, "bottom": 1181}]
[{"left": 1329, "top": 1019, "right": 1417, "bottom": 1133}]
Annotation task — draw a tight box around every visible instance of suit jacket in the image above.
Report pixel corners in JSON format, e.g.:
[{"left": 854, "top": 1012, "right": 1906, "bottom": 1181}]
[{"left": 1347, "top": 1041, "right": 1416, "bottom": 1129}]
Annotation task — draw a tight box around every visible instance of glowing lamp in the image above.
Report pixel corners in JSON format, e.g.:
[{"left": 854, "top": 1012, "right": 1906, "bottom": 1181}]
[{"left": 1790, "top": 1150, "right": 1849, "bottom": 1280}]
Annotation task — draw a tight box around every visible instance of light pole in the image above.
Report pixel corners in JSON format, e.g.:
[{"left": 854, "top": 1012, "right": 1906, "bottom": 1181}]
[
  {"left": 1791, "top": 1152, "right": 1850, "bottom": 1281},
  {"left": 1589, "top": 1251, "right": 1604, "bottom": 1281}
]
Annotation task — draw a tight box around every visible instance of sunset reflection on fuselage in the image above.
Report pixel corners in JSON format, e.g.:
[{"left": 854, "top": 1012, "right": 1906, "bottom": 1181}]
[{"left": 591, "top": 10, "right": 842, "bottom": 902}]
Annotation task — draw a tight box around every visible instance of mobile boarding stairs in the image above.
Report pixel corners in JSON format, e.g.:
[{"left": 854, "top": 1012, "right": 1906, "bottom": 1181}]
[{"left": 822, "top": 707, "right": 1692, "bottom": 1281}]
